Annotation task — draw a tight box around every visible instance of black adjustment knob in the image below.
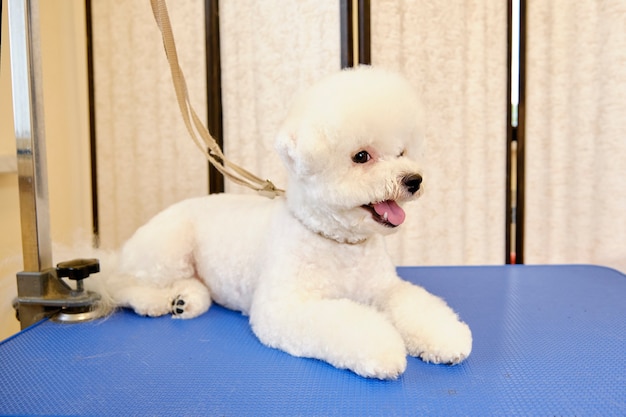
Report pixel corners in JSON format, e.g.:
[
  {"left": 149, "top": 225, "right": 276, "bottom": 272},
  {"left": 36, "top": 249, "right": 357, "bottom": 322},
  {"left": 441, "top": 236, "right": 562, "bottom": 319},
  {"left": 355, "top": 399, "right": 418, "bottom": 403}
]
[{"left": 57, "top": 259, "right": 100, "bottom": 281}]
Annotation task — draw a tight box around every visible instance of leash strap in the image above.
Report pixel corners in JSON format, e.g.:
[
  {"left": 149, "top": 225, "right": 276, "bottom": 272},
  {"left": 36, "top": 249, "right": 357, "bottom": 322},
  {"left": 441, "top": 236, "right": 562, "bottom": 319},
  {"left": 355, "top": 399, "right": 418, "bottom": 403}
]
[{"left": 150, "top": 0, "right": 284, "bottom": 198}]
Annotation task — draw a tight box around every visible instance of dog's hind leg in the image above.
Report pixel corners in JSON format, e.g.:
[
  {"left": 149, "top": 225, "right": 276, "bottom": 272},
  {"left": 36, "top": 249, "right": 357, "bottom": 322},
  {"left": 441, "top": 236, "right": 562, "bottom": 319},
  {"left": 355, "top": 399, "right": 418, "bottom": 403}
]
[
  {"left": 106, "top": 205, "right": 212, "bottom": 319},
  {"left": 107, "top": 276, "right": 211, "bottom": 319},
  {"left": 169, "top": 278, "right": 212, "bottom": 318}
]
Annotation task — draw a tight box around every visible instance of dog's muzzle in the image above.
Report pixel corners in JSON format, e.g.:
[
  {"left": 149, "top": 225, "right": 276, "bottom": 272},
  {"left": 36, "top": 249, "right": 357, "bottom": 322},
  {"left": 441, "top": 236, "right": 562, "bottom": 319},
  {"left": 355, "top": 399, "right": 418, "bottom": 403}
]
[{"left": 403, "top": 174, "right": 423, "bottom": 195}]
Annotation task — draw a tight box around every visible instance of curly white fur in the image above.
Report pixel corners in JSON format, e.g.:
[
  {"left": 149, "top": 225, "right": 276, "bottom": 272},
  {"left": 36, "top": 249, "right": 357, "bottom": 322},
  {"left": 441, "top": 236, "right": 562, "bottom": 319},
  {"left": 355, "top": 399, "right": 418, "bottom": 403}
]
[{"left": 97, "top": 66, "right": 472, "bottom": 379}]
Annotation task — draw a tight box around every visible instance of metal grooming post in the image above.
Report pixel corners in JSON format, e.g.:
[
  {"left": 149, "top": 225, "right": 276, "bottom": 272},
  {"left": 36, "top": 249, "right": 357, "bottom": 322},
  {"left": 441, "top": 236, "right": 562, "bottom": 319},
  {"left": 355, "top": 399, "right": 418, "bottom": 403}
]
[{"left": 8, "top": 0, "right": 102, "bottom": 328}]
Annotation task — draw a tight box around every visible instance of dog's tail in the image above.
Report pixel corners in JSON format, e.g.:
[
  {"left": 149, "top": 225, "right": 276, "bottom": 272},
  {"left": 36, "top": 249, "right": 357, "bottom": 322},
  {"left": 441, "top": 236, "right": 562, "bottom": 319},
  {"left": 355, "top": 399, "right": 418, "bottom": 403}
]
[{"left": 76, "top": 244, "right": 120, "bottom": 316}]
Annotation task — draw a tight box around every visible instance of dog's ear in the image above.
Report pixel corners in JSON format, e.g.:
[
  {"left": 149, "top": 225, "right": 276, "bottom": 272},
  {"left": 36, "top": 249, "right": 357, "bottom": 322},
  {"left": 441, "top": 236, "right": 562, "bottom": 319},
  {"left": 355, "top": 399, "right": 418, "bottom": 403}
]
[
  {"left": 275, "top": 130, "right": 298, "bottom": 172},
  {"left": 275, "top": 128, "right": 316, "bottom": 178}
]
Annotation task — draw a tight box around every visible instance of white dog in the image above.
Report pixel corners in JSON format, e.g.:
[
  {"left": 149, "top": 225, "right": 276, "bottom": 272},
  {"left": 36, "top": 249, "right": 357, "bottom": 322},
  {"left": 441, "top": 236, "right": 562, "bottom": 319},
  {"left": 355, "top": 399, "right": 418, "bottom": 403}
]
[{"left": 103, "top": 66, "right": 472, "bottom": 379}]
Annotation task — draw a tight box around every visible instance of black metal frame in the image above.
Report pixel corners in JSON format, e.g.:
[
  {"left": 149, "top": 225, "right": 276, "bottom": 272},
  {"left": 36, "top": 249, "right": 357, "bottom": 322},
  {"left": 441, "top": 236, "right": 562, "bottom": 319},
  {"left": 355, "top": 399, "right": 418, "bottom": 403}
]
[
  {"left": 357, "top": 0, "right": 371, "bottom": 65},
  {"left": 505, "top": 0, "right": 526, "bottom": 264},
  {"left": 340, "top": 0, "right": 370, "bottom": 68},
  {"left": 340, "top": 0, "right": 354, "bottom": 68},
  {"left": 205, "top": 0, "right": 224, "bottom": 194},
  {"left": 85, "top": 0, "right": 99, "bottom": 242}
]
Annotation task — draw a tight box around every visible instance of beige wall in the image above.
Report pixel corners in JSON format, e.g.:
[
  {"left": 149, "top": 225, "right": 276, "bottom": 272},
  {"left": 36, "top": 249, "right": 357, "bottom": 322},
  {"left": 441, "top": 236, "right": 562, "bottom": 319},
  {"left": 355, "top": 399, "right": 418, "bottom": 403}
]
[{"left": 0, "top": 1, "right": 92, "bottom": 340}]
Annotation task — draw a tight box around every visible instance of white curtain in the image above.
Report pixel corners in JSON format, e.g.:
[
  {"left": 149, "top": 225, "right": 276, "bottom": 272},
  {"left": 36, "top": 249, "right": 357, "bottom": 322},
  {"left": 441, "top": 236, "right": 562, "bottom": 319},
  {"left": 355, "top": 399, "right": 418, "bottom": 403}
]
[
  {"left": 371, "top": 0, "right": 508, "bottom": 265},
  {"left": 219, "top": 1, "right": 341, "bottom": 194},
  {"left": 91, "top": 1, "right": 510, "bottom": 267},
  {"left": 91, "top": 0, "right": 208, "bottom": 249},
  {"left": 525, "top": 1, "right": 626, "bottom": 273}
]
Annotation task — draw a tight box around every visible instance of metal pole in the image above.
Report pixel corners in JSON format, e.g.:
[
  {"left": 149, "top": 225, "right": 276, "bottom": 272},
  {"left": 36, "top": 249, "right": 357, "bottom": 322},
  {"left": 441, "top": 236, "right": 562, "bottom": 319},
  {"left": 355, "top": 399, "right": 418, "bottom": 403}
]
[{"left": 8, "top": 0, "right": 53, "bottom": 327}]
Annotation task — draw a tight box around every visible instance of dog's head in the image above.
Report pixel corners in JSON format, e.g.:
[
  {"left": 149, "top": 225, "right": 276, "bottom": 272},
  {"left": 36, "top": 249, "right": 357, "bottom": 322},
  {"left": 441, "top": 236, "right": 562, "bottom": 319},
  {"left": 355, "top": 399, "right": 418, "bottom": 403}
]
[{"left": 276, "top": 66, "right": 425, "bottom": 243}]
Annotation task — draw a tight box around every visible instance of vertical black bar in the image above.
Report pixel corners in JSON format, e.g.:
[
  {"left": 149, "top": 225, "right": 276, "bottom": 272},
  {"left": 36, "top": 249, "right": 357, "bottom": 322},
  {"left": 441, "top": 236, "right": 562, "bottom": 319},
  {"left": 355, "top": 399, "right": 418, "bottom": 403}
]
[
  {"left": 515, "top": 0, "right": 526, "bottom": 264},
  {"left": 357, "top": 0, "right": 370, "bottom": 65},
  {"left": 340, "top": 0, "right": 354, "bottom": 68},
  {"left": 85, "top": 0, "right": 100, "bottom": 243},
  {"left": 505, "top": 0, "right": 513, "bottom": 263},
  {"left": 205, "top": 0, "right": 224, "bottom": 194},
  {"left": 506, "top": 0, "right": 526, "bottom": 264}
]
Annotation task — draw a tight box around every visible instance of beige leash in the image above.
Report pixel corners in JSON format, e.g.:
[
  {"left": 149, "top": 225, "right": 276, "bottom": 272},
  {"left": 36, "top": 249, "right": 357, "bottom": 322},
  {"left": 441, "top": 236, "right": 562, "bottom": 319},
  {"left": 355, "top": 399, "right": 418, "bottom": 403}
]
[{"left": 150, "top": 0, "right": 283, "bottom": 198}]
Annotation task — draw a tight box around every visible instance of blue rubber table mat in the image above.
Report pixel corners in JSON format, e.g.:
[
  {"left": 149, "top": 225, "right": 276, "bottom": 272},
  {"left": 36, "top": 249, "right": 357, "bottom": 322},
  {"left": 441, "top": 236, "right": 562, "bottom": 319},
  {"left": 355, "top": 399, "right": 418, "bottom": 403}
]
[{"left": 1, "top": 265, "right": 625, "bottom": 416}]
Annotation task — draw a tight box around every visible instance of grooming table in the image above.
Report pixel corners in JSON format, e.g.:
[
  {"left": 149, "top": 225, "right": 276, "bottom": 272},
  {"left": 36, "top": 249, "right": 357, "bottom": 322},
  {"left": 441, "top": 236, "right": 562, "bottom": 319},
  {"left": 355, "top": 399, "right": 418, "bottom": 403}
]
[{"left": 1, "top": 265, "right": 624, "bottom": 416}]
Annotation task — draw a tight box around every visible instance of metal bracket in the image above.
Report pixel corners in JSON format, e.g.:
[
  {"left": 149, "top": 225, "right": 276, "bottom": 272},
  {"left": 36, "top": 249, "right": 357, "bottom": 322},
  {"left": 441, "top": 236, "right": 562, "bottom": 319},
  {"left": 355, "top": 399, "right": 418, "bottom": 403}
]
[
  {"left": 14, "top": 259, "right": 104, "bottom": 327},
  {"left": 14, "top": 259, "right": 106, "bottom": 328}
]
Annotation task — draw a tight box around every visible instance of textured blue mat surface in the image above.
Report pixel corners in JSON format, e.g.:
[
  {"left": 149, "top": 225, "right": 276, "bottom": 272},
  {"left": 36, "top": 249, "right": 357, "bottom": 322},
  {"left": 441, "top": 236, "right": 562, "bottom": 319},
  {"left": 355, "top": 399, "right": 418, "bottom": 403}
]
[{"left": 1, "top": 265, "right": 625, "bottom": 416}]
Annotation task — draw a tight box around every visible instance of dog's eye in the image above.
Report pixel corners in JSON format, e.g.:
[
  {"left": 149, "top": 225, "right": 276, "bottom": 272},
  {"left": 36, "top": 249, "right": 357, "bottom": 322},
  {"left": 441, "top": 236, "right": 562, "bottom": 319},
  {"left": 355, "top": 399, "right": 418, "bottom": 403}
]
[
  {"left": 352, "top": 150, "right": 371, "bottom": 164},
  {"left": 398, "top": 149, "right": 406, "bottom": 158}
]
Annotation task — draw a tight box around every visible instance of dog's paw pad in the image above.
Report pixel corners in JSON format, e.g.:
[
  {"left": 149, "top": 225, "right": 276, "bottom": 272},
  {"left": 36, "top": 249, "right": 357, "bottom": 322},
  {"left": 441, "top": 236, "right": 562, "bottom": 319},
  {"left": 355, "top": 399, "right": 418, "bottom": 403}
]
[{"left": 171, "top": 296, "right": 186, "bottom": 316}]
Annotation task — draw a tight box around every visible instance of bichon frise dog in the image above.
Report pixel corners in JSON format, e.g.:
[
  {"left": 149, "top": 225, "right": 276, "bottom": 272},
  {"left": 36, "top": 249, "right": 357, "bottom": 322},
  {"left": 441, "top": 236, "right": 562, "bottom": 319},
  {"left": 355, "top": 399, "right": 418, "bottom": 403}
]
[{"left": 103, "top": 66, "right": 472, "bottom": 379}]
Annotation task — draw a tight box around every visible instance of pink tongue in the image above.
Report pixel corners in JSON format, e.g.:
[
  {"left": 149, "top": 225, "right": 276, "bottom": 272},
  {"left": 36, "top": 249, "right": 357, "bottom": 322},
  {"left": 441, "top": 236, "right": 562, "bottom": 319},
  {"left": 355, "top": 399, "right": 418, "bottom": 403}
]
[{"left": 373, "top": 200, "right": 406, "bottom": 226}]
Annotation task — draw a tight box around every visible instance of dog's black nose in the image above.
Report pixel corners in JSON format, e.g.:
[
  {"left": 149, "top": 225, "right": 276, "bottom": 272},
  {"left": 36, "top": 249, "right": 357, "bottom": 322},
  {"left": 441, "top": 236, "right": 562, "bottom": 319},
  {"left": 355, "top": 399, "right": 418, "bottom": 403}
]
[{"left": 403, "top": 174, "right": 423, "bottom": 194}]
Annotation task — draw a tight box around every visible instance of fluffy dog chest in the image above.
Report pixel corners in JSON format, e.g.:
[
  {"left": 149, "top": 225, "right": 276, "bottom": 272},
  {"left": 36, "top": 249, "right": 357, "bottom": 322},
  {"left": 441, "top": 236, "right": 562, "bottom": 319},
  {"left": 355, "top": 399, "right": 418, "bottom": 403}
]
[{"left": 258, "top": 220, "right": 398, "bottom": 304}]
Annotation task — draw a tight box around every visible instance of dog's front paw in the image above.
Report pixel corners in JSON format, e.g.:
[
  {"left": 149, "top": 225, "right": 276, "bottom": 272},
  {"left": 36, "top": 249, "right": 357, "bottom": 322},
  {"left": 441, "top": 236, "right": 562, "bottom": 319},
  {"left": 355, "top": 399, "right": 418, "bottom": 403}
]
[
  {"left": 352, "top": 342, "right": 407, "bottom": 380},
  {"left": 340, "top": 318, "right": 409, "bottom": 379},
  {"left": 411, "top": 320, "right": 472, "bottom": 365}
]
